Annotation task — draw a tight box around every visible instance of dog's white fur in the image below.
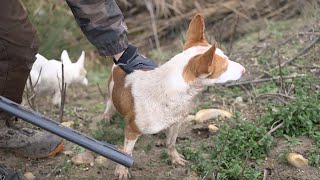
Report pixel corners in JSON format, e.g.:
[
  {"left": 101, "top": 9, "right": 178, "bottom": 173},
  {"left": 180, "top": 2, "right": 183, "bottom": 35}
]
[
  {"left": 27, "top": 50, "right": 88, "bottom": 106},
  {"left": 104, "top": 14, "right": 245, "bottom": 179},
  {"left": 126, "top": 46, "right": 244, "bottom": 134},
  {"left": 105, "top": 46, "right": 245, "bottom": 179}
]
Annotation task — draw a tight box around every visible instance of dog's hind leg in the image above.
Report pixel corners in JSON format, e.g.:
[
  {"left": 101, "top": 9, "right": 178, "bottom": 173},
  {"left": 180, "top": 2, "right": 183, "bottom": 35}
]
[
  {"left": 115, "top": 126, "right": 140, "bottom": 180},
  {"left": 167, "top": 123, "right": 188, "bottom": 166}
]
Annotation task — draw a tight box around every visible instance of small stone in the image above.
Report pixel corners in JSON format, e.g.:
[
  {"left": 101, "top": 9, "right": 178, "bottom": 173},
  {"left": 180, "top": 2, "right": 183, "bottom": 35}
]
[
  {"left": 233, "top": 96, "right": 247, "bottom": 107},
  {"left": 71, "top": 151, "right": 94, "bottom": 165},
  {"left": 61, "top": 121, "right": 74, "bottom": 128},
  {"left": 287, "top": 153, "right": 308, "bottom": 168},
  {"left": 186, "top": 115, "right": 195, "bottom": 121},
  {"left": 234, "top": 96, "right": 243, "bottom": 104},
  {"left": 62, "top": 150, "right": 74, "bottom": 156},
  {"left": 183, "top": 177, "right": 198, "bottom": 180},
  {"left": 194, "top": 109, "right": 233, "bottom": 123},
  {"left": 208, "top": 124, "right": 219, "bottom": 133},
  {"left": 95, "top": 155, "right": 109, "bottom": 167},
  {"left": 24, "top": 172, "right": 35, "bottom": 180},
  {"left": 90, "top": 162, "right": 94, "bottom": 166}
]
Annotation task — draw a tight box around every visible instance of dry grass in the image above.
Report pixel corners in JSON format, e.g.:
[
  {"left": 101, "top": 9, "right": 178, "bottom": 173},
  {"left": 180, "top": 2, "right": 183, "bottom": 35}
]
[{"left": 119, "top": 0, "right": 318, "bottom": 48}]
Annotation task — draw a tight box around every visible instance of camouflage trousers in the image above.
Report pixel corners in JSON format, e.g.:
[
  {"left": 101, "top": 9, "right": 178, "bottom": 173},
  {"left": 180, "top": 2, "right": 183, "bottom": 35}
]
[{"left": 0, "top": 0, "right": 39, "bottom": 119}]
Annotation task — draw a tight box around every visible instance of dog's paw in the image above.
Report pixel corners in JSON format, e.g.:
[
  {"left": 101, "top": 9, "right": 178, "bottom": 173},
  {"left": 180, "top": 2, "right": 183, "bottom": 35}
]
[
  {"left": 102, "top": 113, "right": 112, "bottom": 122},
  {"left": 115, "top": 165, "right": 131, "bottom": 180},
  {"left": 170, "top": 150, "right": 188, "bottom": 166}
]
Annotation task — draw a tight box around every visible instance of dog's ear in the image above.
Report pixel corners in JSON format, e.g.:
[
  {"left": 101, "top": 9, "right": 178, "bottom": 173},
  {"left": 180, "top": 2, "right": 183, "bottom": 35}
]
[
  {"left": 61, "top": 50, "right": 72, "bottom": 64},
  {"left": 199, "top": 42, "right": 217, "bottom": 74},
  {"left": 183, "top": 43, "right": 221, "bottom": 82},
  {"left": 36, "top": 53, "right": 48, "bottom": 61},
  {"left": 183, "top": 14, "right": 209, "bottom": 50},
  {"left": 76, "top": 51, "right": 85, "bottom": 67}
]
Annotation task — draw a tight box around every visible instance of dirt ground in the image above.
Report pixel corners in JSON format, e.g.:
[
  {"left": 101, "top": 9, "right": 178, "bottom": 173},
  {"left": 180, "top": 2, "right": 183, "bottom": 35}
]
[{"left": 1, "top": 16, "right": 320, "bottom": 180}]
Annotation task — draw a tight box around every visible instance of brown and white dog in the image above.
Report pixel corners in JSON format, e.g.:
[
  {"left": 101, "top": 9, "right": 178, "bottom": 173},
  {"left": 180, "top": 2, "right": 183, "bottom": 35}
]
[{"left": 103, "top": 14, "right": 245, "bottom": 179}]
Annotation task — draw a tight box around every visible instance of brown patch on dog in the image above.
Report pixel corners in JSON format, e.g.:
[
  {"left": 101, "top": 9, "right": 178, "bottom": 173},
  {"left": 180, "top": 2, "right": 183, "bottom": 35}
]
[
  {"left": 183, "top": 43, "right": 228, "bottom": 83},
  {"left": 209, "top": 53, "right": 228, "bottom": 79},
  {"left": 183, "top": 14, "right": 209, "bottom": 50},
  {"left": 111, "top": 67, "right": 141, "bottom": 140}
]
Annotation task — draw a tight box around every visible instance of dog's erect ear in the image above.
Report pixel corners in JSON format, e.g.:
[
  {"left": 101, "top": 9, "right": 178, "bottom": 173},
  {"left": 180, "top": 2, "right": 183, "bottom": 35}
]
[
  {"left": 61, "top": 50, "right": 72, "bottom": 64},
  {"left": 36, "top": 53, "right": 48, "bottom": 61},
  {"left": 76, "top": 51, "right": 85, "bottom": 67},
  {"left": 183, "top": 43, "right": 217, "bottom": 82},
  {"left": 183, "top": 14, "right": 209, "bottom": 50},
  {"left": 199, "top": 42, "right": 217, "bottom": 74}
]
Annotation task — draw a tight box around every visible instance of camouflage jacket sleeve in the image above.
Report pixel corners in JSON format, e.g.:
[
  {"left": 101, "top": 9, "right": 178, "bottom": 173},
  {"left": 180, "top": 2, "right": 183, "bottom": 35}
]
[{"left": 66, "top": 0, "right": 128, "bottom": 56}]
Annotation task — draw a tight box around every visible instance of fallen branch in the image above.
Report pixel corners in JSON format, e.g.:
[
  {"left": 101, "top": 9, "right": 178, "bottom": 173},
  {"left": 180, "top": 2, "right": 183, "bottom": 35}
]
[
  {"left": 298, "top": 32, "right": 320, "bottom": 36},
  {"left": 225, "top": 74, "right": 306, "bottom": 87},
  {"left": 279, "top": 37, "right": 320, "bottom": 68},
  {"left": 262, "top": 169, "right": 268, "bottom": 180},
  {"left": 256, "top": 93, "right": 296, "bottom": 100},
  {"left": 144, "top": 0, "right": 161, "bottom": 51},
  {"left": 267, "top": 121, "right": 284, "bottom": 135},
  {"left": 96, "top": 83, "right": 106, "bottom": 100}
]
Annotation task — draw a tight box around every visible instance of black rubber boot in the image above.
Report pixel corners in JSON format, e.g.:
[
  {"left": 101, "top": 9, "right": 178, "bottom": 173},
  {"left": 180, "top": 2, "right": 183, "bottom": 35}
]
[
  {"left": 0, "top": 112, "right": 64, "bottom": 158},
  {"left": 0, "top": 164, "right": 26, "bottom": 180}
]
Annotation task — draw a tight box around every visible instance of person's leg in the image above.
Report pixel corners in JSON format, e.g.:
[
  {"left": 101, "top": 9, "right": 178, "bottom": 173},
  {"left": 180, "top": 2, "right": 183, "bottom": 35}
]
[{"left": 0, "top": 0, "right": 64, "bottom": 158}]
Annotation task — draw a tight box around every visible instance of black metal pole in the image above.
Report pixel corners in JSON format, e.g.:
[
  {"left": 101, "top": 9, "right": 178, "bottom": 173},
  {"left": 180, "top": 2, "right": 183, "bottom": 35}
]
[{"left": 0, "top": 96, "right": 134, "bottom": 168}]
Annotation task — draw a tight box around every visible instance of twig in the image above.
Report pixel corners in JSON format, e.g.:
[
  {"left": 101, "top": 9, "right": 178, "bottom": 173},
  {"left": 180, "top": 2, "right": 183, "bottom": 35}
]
[
  {"left": 240, "top": 85, "right": 254, "bottom": 104},
  {"left": 73, "top": 108, "right": 85, "bottom": 121},
  {"left": 144, "top": 0, "right": 161, "bottom": 51},
  {"left": 96, "top": 83, "right": 106, "bottom": 100},
  {"left": 201, "top": 171, "right": 209, "bottom": 180},
  {"left": 278, "top": 37, "right": 320, "bottom": 68},
  {"left": 298, "top": 32, "right": 320, "bottom": 36},
  {"left": 59, "top": 64, "right": 67, "bottom": 122},
  {"left": 256, "top": 93, "right": 295, "bottom": 100},
  {"left": 25, "top": 68, "right": 42, "bottom": 111},
  {"left": 25, "top": 79, "right": 35, "bottom": 111},
  {"left": 225, "top": 74, "right": 306, "bottom": 87},
  {"left": 262, "top": 169, "right": 268, "bottom": 180},
  {"left": 276, "top": 50, "right": 284, "bottom": 93},
  {"left": 46, "top": 162, "right": 63, "bottom": 177},
  {"left": 227, "top": 15, "right": 239, "bottom": 55},
  {"left": 256, "top": 93, "right": 288, "bottom": 104},
  {"left": 267, "top": 122, "right": 284, "bottom": 135}
]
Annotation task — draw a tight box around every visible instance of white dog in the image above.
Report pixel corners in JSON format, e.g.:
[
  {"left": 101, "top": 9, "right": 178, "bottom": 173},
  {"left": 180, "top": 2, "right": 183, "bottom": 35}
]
[{"left": 27, "top": 50, "right": 88, "bottom": 106}]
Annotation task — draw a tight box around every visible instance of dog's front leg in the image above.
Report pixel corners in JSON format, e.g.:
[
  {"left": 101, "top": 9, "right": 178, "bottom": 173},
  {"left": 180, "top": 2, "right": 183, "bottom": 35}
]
[
  {"left": 52, "top": 90, "right": 61, "bottom": 106},
  {"left": 167, "top": 123, "right": 188, "bottom": 166},
  {"left": 115, "top": 126, "right": 140, "bottom": 180}
]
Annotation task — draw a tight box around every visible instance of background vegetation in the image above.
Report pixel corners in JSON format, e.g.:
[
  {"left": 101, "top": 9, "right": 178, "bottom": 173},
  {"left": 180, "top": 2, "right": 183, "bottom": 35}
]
[{"left": 14, "top": 0, "right": 320, "bottom": 179}]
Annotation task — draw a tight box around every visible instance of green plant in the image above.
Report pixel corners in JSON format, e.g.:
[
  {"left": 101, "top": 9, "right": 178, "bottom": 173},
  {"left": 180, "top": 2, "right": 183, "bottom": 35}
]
[
  {"left": 260, "top": 89, "right": 320, "bottom": 137},
  {"left": 259, "top": 77, "right": 320, "bottom": 167},
  {"left": 179, "top": 115, "right": 273, "bottom": 179},
  {"left": 92, "top": 113, "right": 125, "bottom": 145}
]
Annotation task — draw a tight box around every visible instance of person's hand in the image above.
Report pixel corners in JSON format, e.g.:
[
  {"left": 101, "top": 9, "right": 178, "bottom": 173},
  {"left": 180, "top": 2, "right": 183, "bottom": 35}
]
[{"left": 113, "top": 45, "right": 158, "bottom": 74}]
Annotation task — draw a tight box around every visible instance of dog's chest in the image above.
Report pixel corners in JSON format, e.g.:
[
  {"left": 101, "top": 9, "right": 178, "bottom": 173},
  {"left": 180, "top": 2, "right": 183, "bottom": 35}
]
[
  {"left": 135, "top": 92, "right": 192, "bottom": 134},
  {"left": 127, "top": 71, "right": 194, "bottom": 134}
]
